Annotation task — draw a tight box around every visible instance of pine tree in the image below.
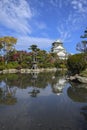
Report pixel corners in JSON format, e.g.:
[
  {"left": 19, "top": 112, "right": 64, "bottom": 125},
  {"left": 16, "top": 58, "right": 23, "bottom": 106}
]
[{"left": 76, "top": 28, "right": 87, "bottom": 53}]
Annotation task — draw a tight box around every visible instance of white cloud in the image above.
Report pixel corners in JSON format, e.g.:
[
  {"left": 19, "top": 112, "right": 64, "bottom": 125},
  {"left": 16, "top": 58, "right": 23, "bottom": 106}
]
[
  {"left": 49, "top": 0, "right": 72, "bottom": 8},
  {"left": 57, "top": 28, "right": 72, "bottom": 43},
  {"left": 57, "top": 21, "right": 74, "bottom": 44},
  {"left": 71, "top": 0, "right": 87, "bottom": 13},
  {"left": 1, "top": 0, "right": 87, "bottom": 53},
  {"left": 0, "top": 0, "right": 53, "bottom": 51},
  {"left": 49, "top": 0, "right": 69, "bottom": 8},
  {"left": 16, "top": 36, "right": 54, "bottom": 51},
  {"left": 0, "top": 0, "right": 33, "bottom": 34},
  {"left": 56, "top": 0, "right": 87, "bottom": 43},
  {"left": 35, "top": 22, "right": 47, "bottom": 30},
  {"left": 49, "top": 0, "right": 87, "bottom": 19},
  {"left": 50, "top": 0, "right": 58, "bottom": 7}
]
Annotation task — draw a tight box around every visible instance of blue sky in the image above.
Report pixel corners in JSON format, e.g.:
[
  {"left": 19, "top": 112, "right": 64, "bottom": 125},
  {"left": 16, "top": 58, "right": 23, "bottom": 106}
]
[{"left": 0, "top": 0, "right": 87, "bottom": 53}]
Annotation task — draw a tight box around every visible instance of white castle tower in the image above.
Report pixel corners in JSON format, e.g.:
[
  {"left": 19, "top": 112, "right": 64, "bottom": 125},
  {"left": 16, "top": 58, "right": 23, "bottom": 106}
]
[{"left": 51, "top": 40, "right": 68, "bottom": 59}]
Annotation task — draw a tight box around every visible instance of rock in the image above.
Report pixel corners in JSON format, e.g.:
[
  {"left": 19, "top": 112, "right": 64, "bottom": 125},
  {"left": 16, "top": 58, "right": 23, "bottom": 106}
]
[
  {"left": 69, "top": 76, "right": 76, "bottom": 81},
  {"left": 0, "top": 71, "right": 2, "bottom": 74},
  {"left": 66, "top": 75, "right": 77, "bottom": 81},
  {"left": 3, "top": 69, "right": 9, "bottom": 74},
  {"left": 8, "top": 69, "right": 18, "bottom": 73},
  {"left": 20, "top": 69, "right": 26, "bottom": 73},
  {"left": 76, "top": 75, "right": 87, "bottom": 84},
  {"left": 67, "top": 74, "right": 87, "bottom": 84},
  {"left": 25, "top": 69, "right": 31, "bottom": 73}
]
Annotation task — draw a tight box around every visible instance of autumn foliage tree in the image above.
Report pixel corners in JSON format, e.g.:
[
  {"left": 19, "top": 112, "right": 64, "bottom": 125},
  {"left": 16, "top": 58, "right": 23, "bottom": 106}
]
[{"left": 0, "top": 36, "right": 17, "bottom": 63}]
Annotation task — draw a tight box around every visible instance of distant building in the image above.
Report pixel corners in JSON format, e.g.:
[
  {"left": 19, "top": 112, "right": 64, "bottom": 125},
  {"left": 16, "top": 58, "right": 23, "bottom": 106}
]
[{"left": 51, "top": 40, "right": 68, "bottom": 59}]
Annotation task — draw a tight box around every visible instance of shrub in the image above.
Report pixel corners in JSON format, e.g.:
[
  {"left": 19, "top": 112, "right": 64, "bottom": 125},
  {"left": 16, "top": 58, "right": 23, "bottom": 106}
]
[
  {"left": 21, "top": 62, "right": 29, "bottom": 68},
  {"left": 54, "top": 60, "right": 66, "bottom": 69},
  {"left": 0, "top": 62, "right": 5, "bottom": 70},
  {"left": 67, "top": 53, "right": 87, "bottom": 75},
  {"left": 5, "top": 62, "right": 19, "bottom": 69}
]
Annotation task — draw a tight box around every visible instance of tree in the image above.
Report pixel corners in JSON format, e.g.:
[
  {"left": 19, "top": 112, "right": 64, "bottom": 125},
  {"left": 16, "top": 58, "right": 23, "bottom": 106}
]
[
  {"left": 76, "top": 28, "right": 87, "bottom": 52},
  {"left": 0, "top": 36, "right": 17, "bottom": 63},
  {"left": 28, "top": 44, "right": 38, "bottom": 52},
  {"left": 67, "top": 53, "right": 87, "bottom": 75},
  {"left": 28, "top": 44, "right": 38, "bottom": 69},
  {"left": 0, "top": 36, "right": 17, "bottom": 52}
]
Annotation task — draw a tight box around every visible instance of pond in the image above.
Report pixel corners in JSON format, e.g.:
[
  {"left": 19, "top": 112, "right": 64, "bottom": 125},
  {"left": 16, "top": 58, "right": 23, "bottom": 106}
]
[{"left": 0, "top": 71, "right": 87, "bottom": 130}]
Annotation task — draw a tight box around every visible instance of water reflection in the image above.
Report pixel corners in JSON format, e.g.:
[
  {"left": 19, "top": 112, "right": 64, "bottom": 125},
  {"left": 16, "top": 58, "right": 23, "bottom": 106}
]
[
  {"left": 81, "top": 106, "right": 87, "bottom": 121},
  {"left": 0, "top": 72, "right": 87, "bottom": 102},
  {"left": 67, "top": 82, "right": 87, "bottom": 128},
  {"left": 0, "top": 71, "right": 87, "bottom": 130},
  {"left": 67, "top": 82, "right": 87, "bottom": 102},
  {"left": 0, "top": 71, "right": 64, "bottom": 89},
  {"left": 0, "top": 71, "right": 66, "bottom": 100},
  {"left": 28, "top": 72, "right": 40, "bottom": 97},
  {"left": 0, "top": 81, "right": 17, "bottom": 105},
  {"left": 52, "top": 77, "right": 66, "bottom": 95},
  {"left": 0, "top": 74, "right": 28, "bottom": 105}
]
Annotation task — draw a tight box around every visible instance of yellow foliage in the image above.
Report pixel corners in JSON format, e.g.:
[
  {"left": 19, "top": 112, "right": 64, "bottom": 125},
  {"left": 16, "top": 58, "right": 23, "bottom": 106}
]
[{"left": 0, "top": 36, "right": 17, "bottom": 51}]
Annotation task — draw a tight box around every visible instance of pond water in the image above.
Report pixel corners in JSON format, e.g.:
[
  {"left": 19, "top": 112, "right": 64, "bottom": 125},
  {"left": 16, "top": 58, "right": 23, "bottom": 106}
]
[{"left": 0, "top": 71, "right": 87, "bottom": 130}]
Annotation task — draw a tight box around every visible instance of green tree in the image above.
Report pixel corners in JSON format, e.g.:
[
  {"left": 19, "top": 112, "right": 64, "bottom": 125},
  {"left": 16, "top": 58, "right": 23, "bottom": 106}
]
[
  {"left": 28, "top": 44, "right": 38, "bottom": 69},
  {"left": 76, "top": 28, "right": 87, "bottom": 52},
  {"left": 29, "top": 44, "right": 38, "bottom": 52},
  {"left": 67, "top": 53, "right": 87, "bottom": 75}
]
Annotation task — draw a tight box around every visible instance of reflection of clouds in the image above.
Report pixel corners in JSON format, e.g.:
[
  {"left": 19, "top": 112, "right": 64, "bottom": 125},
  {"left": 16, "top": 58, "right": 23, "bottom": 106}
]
[
  {"left": 38, "top": 85, "right": 52, "bottom": 97},
  {"left": 52, "top": 77, "right": 66, "bottom": 95},
  {"left": 59, "top": 78, "right": 66, "bottom": 85}
]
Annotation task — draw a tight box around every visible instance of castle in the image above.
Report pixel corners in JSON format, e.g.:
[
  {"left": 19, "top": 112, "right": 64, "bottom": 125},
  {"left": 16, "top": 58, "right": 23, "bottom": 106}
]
[{"left": 51, "top": 40, "right": 68, "bottom": 59}]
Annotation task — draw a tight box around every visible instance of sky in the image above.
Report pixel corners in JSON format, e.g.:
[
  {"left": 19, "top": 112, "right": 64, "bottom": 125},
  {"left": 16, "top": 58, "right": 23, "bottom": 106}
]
[{"left": 0, "top": 0, "right": 87, "bottom": 54}]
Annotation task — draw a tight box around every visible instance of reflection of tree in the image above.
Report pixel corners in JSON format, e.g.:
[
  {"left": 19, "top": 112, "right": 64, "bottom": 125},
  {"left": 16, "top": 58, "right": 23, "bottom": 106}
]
[
  {"left": 0, "top": 86, "right": 17, "bottom": 105},
  {"left": 67, "top": 83, "right": 87, "bottom": 102},
  {"left": 28, "top": 72, "right": 40, "bottom": 97},
  {"left": 0, "top": 74, "right": 32, "bottom": 89},
  {"left": 0, "top": 71, "right": 66, "bottom": 96},
  {"left": 0, "top": 75, "right": 17, "bottom": 105},
  {"left": 28, "top": 89, "right": 40, "bottom": 97},
  {"left": 0, "top": 72, "right": 57, "bottom": 89}
]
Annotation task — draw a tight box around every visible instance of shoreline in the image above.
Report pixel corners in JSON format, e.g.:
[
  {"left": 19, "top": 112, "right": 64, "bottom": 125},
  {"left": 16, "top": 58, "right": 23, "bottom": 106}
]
[
  {"left": 67, "top": 74, "right": 87, "bottom": 84},
  {"left": 0, "top": 68, "right": 66, "bottom": 74}
]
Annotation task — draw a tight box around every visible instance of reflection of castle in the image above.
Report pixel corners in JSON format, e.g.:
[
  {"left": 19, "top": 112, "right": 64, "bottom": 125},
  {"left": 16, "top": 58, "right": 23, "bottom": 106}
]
[
  {"left": 51, "top": 40, "right": 68, "bottom": 59},
  {"left": 52, "top": 77, "right": 66, "bottom": 95}
]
